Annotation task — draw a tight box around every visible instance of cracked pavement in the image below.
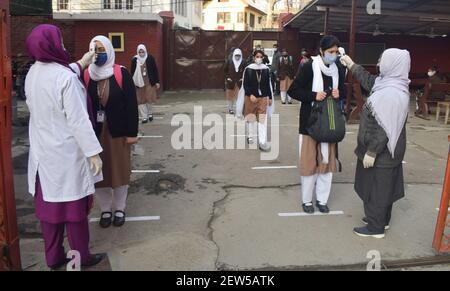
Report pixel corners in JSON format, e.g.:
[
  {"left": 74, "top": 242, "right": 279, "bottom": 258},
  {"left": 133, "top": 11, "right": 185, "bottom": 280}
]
[{"left": 12, "top": 91, "right": 450, "bottom": 271}]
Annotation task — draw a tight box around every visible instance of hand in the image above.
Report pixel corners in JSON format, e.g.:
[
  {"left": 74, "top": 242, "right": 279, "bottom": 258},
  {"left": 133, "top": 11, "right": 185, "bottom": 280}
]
[
  {"left": 155, "top": 83, "right": 161, "bottom": 90},
  {"left": 78, "top": 51, "right": 96, "bottom": 69},
  {"left": 340, "top": 55, "right": 355, "bottom": 69},
  {"left": 315, "top": 92, "right": 327, "bottom": 102},
  {"left": 88, "top": 155, "right": 103, "bottom": 176},
  {"left": 332, "top": 89, "right": 340, "bottom": 99},
  {"left": 126, "top": 137, "right": 139, "bottom": 145},
  {"left": 250, "top": 95, "right": 258, "bottom": 103},
  {"left": 363, "top": 153, "right": 376, "bottom": 169},
  {"left": 269, "top": 99, "right": 273, "bottom": 106}
]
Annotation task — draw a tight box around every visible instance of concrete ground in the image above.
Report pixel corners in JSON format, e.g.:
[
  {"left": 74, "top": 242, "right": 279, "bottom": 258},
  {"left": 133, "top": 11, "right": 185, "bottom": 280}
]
[{"left": 11, "top": 90, "right": 450, "bottom": 271}]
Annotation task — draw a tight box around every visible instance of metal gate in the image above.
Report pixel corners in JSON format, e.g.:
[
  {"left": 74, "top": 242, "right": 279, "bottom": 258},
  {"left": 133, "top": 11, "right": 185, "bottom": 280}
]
[
  {"left": 166, "top": 29, "right": 308, "bottom": 91},
  {"left": 0, "top": 0, "right": 21, "bottom": 271}
]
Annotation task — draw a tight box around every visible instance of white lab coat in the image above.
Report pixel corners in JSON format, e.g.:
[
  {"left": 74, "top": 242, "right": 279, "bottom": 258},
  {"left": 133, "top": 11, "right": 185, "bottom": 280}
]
[{"left": 25, "top": 62, "right": 103, "bottom": 203}]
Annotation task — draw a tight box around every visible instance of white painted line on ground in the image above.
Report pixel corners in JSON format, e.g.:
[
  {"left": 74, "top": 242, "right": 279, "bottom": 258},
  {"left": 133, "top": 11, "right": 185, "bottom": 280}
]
[
  {"left": 346, "top": 132, "right": 355, "bottom": 134},
  {"left": 278, "top": 211, "right": 345, "bottom": 217},
  {"left": 252, "top": 166, "right": 297, "bottom": 170},
  {"left": 153, "top": 105, "right": 170, "bottom": 108},
  {"left": 402, "top": 161, "right": 407, "bottom": 164},
  {"left": 153, "top": 116, "right": 164, "bottom": 120},
  {"left": 132, "top": 170, "right": 161, "bottom": 173},
  {"left": 139, "top": 135, "right": 164, "bottom": 138},
  {"left": 90, "top": 216, "right": 160, "bottom": 223}
]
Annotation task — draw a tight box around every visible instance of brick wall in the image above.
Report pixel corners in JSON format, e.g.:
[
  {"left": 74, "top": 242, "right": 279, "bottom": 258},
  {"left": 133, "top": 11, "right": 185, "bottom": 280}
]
[{"left": 11, "top": 16, "right": 75, "bottom": 58}]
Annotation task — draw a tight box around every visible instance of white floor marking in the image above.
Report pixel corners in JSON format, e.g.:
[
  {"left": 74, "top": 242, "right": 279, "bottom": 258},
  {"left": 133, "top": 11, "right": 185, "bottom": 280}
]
[
  {"left": 278, "top": 211, "right": 345, "bottom": 217},
  {"left": 139, "top": 135, "right": 164, "bottom": 138},
  {"left": 132, "top": 170, "right": 161, "bottom": 173},
  {"left": 252, "top": 166, "right": 297, "bottom": 170},
  {"left": 90, "top": 216, "right": 161, "bottom": 223}
]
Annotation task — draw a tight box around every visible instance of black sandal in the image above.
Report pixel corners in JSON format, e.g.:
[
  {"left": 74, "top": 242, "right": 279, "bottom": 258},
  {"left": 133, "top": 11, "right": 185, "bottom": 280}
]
[
  {"left": 99, "top": 212, "right": 112, "bottom": 228},
  {"left": 113, "top": 211, "right": 126, "bottom": 227}
]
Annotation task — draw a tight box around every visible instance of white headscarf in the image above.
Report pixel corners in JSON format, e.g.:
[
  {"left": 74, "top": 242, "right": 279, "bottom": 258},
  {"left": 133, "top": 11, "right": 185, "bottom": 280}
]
[
  {"left": 368, "top": 48, "right": 411, "bottom": 158},
  {"left": 88, "top": 35, "right": 115, "bottom": 81},
  {"left": 133, "top": 44, "right": 148, "bottom": 88},
  {"left": 236, "top": 63, "right": 275, "bottom": 118},
  {"left": 232, "top": 48, "right": 243, "bottom": 73}
]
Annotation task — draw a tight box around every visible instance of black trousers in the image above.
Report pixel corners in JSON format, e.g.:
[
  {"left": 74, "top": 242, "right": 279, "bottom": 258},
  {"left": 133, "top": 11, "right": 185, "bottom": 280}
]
[{"left": 364, "top": 202, "right": 393, "bottom": 233}]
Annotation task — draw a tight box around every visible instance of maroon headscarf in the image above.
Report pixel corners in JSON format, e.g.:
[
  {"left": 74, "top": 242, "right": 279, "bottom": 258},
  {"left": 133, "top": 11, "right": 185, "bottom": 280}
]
[
  {"left": 26, "top": 24, "right": 96, "bottom": 126},
  {"left": 26, "top": 24, "right": 70, "bottom": 66}
]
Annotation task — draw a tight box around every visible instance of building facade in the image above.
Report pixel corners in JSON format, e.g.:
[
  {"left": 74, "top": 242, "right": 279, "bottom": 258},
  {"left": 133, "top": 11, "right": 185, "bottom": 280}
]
[
  {"left": 202, "top": 0, "right": 267, "bottom": 31},
  {"left": 53, "top": 0, "right": 202, "bottom": 29}
]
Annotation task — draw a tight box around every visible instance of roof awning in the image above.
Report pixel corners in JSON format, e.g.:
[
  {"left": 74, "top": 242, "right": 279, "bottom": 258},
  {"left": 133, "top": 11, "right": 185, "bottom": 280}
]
[{"left": 284, "top": 0, "right": 450, "bottom": 37}]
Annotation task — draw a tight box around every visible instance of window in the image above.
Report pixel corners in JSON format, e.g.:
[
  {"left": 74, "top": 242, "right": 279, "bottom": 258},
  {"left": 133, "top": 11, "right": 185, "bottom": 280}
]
[
  {"left": 249, "top": 13, "right": 255, "bottom": 27},
  {"left": 237, "top": 12, "right": 244, "bottom": 23},
  {"left": 58, "top": 0, "right": 69, "bottom": 10},
  {"left": 108, "top": 33, "right": 125, "bottom": 52},
  {"left": 115, "top": 0, "right": 122, "bottom": 9},
  {"left": 258, "top": 16, "right": 262, "bottom": 25},
  {"left": 172, "top": 0, "right": 187, "bottom": 17},
  {"left": 126, "top": 0, "right": 133, "bottom": 10},
  {"left": 217, "top": 12, "right": 231, "bottom": 24},
  {"left": 103, "top": 0, "right": 111, "bottom": 9}
]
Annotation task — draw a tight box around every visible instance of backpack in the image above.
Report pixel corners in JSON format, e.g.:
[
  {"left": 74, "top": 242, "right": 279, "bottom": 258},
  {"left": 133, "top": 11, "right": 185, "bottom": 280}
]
[
  {"left": 83, "top": 64, "right": 123, "bottom": 90},
  {"left": 307, "top": 91, "right": 346, "bottom": 144}
]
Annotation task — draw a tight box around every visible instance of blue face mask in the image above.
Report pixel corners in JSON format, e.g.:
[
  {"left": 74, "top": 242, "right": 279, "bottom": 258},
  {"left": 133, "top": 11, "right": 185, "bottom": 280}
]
[
  {"left": 323, "top": 52, "right": 337, "bottom": 65},
  {"left": 95, "top": 53, "right": 108, "bottom": 66}
]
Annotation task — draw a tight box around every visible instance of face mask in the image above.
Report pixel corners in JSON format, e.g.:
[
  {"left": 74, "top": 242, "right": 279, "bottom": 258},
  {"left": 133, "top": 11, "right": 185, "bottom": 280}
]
[
  {"left": 428, "top": 71, "right": 436, "bottom": 77},
  {"left": 95, "top": 53, "right": 108, "bottom": 66},
  {"left": 255, "top": 58, "right": 263, "bottom": 65},
  {"left": 323, "top": 52, "right": 337, "bottom": 65}
]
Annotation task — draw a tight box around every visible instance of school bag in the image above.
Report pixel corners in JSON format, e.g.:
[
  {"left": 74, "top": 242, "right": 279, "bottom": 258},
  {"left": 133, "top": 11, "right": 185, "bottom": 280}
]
[
  {"left": 83, "top": 64, "right": 123, "bottom": 89},
  {"left": 307, "top": 88, "right": 346, "bottom": 143}
]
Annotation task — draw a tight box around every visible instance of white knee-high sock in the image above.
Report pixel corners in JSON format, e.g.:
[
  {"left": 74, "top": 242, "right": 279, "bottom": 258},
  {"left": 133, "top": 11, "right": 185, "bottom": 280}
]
[
  {"left": 281, "top": 91, "right": 287, "bottom": 103},
  {"left": 258, "top": 122, "right": 267, "bottom": 145},
  {"left": 95, "top": 187, "right": 113, "bottom": 213},
  {"left": 113, "top": 185, "right": 129, "bottom": 212}
]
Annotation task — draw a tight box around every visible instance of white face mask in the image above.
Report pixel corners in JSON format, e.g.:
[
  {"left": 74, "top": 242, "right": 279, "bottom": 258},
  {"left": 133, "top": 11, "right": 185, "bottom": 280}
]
[
  {"left": 255, "top": 58, "right": 263, "bottom": 65},
  {"left": 428, "top": 71, "right": 436, "bottom": 77}
]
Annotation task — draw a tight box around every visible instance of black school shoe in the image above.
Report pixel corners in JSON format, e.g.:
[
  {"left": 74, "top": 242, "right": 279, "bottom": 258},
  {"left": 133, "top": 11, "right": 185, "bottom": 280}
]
[
  {"left": 315, "top": 201, "right": 330, "bottom": 213},
  {"left": 99, "top": 212, "right": 112, "bottom": 228},
  {"left": 113, "top": 211, "right": 126, "bottom": 227},
  {"left": 353, "top": 226, "right": 385, "bottom": 239},
  {"left": 49, "top": 258, "right": 71, "bottom": 271},
  {"left": 148, "top": 115, "right": 154, "bottom": 122},
  {"left": 82, "top": 253, "right": 106, "bottom": 268},
  {"left": 302, "top": 203, "right": 315, "bottom": 214},
  {"left": 362, "top": 217, "right": 390, "bottom": 230}
]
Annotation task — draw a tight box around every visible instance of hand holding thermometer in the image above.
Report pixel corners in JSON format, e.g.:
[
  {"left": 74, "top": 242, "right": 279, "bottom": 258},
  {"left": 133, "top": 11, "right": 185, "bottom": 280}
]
[
  {"left": 338, "top": 47, "right": 346, "bottom": 57},
  {"left": 89, "top": 41, "right": 97, "bottom": 63}
]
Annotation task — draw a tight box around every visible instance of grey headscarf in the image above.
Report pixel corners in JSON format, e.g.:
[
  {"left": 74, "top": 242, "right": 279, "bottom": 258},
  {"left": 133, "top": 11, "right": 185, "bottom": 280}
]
[{"left": 368, "top": 48, "right": 411, "bottom": 158}]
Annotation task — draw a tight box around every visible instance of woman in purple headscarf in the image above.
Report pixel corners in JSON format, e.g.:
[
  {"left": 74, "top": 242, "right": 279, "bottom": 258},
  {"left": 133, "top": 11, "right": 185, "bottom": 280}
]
[{"left": 25, "top": 24, "right": 105, "bottom": 269}]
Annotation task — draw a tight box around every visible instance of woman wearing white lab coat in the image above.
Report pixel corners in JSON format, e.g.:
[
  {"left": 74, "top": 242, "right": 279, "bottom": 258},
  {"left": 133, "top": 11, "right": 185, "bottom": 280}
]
[{"left": 25, "top": 24, "right": 104, "bottom": 269}]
